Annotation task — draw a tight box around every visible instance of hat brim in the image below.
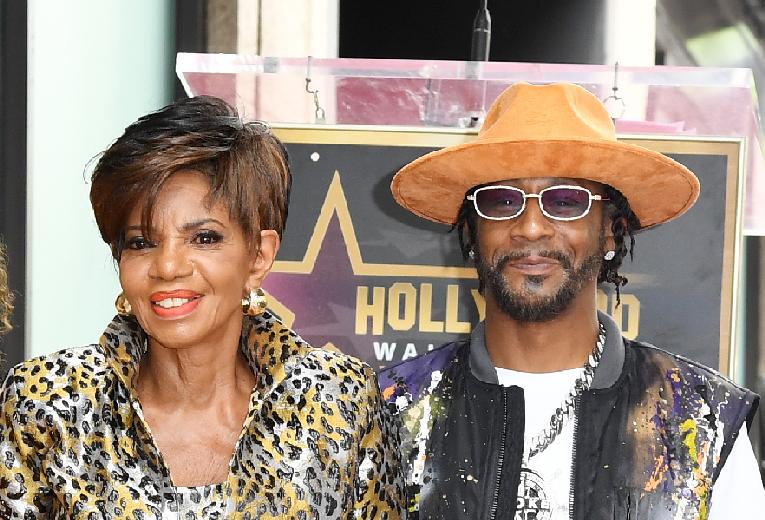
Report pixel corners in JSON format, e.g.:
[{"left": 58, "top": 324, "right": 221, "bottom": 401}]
[{"left": 391, "top": 138, "right": 700, "bottom": 228}]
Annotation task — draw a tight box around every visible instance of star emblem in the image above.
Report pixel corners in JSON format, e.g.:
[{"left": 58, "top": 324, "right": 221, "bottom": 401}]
[{"left": 261, "top": 171, "right": 480, "bottom": 366}]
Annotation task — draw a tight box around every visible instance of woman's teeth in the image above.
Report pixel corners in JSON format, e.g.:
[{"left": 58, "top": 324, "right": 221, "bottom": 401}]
[{"left": 155, "top": 297, "right": 192, "bottom": 309}]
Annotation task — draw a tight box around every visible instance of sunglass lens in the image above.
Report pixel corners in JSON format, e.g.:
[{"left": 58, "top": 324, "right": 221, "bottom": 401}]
[
  {"left": 475, "top": 188, "right": 525, "bottom": 218},
  {"left": 541, "top": 188, "right": 590, "bottom": 219}
]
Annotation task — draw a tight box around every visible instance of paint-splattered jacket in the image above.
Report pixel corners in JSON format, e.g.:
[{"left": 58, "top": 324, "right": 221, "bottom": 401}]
[{"left": 379, "top": 311, "right": 759, "bottom": 520}]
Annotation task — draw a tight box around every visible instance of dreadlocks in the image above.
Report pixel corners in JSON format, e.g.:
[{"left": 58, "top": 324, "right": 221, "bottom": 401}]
[{"left": 598, "top": 184, "right": 641, "bottom": 304}]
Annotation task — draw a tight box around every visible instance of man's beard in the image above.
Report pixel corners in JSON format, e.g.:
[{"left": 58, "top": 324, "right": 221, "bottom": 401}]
[{"left": 476, "top": 241, "right": 604, "bottom": 322}]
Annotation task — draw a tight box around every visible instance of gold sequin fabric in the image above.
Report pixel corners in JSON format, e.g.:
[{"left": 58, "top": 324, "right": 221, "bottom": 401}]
[{"left": 0, "top": 312, "right": 404, "bottom": 519}]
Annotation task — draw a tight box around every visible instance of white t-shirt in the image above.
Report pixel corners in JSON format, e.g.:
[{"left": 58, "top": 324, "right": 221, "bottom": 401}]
[{"left": 496, "top": 366, "right": 765, "bottom": 519}]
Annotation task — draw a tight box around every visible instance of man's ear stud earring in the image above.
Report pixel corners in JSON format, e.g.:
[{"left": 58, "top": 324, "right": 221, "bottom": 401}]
[
  {"left": 604, "top": 250, "right": 616, "bottom": 261},
  {"left": 468, "top": 249, "right": 476, "bottom": 260}
]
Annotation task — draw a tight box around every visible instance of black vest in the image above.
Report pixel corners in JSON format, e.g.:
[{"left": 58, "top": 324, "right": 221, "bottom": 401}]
[{"left": 379, "top": 313, "right": 759, "bottom": 519}]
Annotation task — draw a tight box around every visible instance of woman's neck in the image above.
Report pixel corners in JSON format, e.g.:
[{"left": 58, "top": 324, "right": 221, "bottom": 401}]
[{"left": 136, "top": 333, "right": 256, "bottom": 409}]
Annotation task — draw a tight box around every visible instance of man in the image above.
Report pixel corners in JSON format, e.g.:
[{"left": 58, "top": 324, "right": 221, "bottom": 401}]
[{"left": 380, "top": 82, "right": 764, "bottom": 519}]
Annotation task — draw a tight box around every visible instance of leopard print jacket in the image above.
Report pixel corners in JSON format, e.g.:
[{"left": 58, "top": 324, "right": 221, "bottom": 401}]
[{"left": 0, "top": 312, "right": 404, "bottom": 519}]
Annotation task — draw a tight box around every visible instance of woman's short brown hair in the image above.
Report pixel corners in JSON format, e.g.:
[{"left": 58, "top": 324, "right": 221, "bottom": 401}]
[
  {"left": 90, "top": 96, "right": 291, "bottom": 259},
  {"left": 0, "top": 241, "right": 13, "bottom": 333}
]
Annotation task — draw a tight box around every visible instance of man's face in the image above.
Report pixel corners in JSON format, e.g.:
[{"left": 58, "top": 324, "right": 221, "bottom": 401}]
[{"left": 473, "top": 177, "right": 611, "bottom": 322}]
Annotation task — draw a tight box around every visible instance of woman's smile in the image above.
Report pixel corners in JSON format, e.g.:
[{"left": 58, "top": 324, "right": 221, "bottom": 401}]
[{"left": 150, "top": 290, "right": 204, "bottom": 318}]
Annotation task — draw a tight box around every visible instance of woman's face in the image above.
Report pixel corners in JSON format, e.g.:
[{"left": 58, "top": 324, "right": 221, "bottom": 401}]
[{"left": 119, "top": 170, "right": 278, "bottom": 350}]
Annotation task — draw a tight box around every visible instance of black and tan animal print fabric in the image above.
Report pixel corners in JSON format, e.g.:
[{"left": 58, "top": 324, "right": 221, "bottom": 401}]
[{"left": 0, "top": 312, "right": 404, "bottom": 519}]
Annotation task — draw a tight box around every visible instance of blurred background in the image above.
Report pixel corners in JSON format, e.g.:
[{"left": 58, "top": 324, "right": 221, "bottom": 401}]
[{"left": 0, "top": 0, "right": 763, "bottom": 480}]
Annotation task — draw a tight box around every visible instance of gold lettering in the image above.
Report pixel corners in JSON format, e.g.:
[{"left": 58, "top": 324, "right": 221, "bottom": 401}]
[
  {"left": 616, "top": 294, "right": 640, "bottom": 340},
  {"left": 471, "top": 289, "right": 486, "bottom": 322},
  {"left": 387, "top": 283, "right": 417, "bottom": 331},
  {"left": 355, "top": 286, "right": 386, "bottom": 335},
  {"left": 596, "top": 289, "right": 642, "bottom": 339},
  {"left": 419, "top": 283, "right": 445, "bottom": 332},
  {"left": 445, "top": 284, "right": 471, "bottom": 333}
]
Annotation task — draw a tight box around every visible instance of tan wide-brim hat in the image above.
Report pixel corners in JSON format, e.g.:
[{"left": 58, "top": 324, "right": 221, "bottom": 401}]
[{"left": 391, "top": 82, "right": 700, "bottom": 229}]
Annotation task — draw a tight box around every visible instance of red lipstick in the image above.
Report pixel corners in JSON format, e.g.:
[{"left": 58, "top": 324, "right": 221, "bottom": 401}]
[
  {"left": 149, "top": 290, "right": 203, "bottom": 318},
  {"left": 150, "top": 290, "right": 201, "bottom": 303}
]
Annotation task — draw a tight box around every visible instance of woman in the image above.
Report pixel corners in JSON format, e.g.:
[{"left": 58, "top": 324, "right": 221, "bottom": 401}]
[
  {"left": 0, "top": 97, "right": 404, "bottom": 518},
  {"left": 0, "top": 241, "right": 12, "bottom": 334}
]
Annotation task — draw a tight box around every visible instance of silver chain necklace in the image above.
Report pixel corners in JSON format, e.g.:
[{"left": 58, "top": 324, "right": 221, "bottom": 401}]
[
  {"left": 515, "top": 322, "right": 606, "bottom": 520},
  {"left": 524, "top": 322, "right": 605, "bottom": 460}
]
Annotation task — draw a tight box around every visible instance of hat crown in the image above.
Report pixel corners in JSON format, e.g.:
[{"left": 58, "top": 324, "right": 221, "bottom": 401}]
[{"left": 479, "top": 83, "right": 617, "bottom": 143}]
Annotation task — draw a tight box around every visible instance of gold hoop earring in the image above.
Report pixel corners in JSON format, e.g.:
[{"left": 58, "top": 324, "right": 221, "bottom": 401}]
[
  {"left": 115, "top": 292, "right": 133, "bottom": 316},
  {"left": 242, "top": 288, "right": 267, "bottom": 316}
]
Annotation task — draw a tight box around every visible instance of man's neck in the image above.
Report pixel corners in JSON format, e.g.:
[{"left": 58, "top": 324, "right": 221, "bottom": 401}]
[{"left": 483, "top": 292, "right": 600, "bottom": 373}]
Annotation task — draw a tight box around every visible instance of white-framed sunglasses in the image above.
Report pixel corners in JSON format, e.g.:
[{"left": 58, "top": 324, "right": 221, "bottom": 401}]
[{"left": 466, "top": 185, "right": 608, "bottom": 221}]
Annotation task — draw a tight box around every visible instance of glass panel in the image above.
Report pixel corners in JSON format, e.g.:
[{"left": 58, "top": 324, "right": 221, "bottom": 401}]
[{"left": 177, "top": 53, "right": 765, "bottom": 235}]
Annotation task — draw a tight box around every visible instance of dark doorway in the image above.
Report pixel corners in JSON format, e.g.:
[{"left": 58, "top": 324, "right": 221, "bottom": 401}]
[{"left": 339, "top": 0, "right": 606, "bottom": 64}]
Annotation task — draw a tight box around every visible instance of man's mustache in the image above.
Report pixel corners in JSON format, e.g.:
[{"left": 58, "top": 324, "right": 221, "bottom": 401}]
[{"left": 494, "top": 250, "right": 573, "bottom": 271}]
